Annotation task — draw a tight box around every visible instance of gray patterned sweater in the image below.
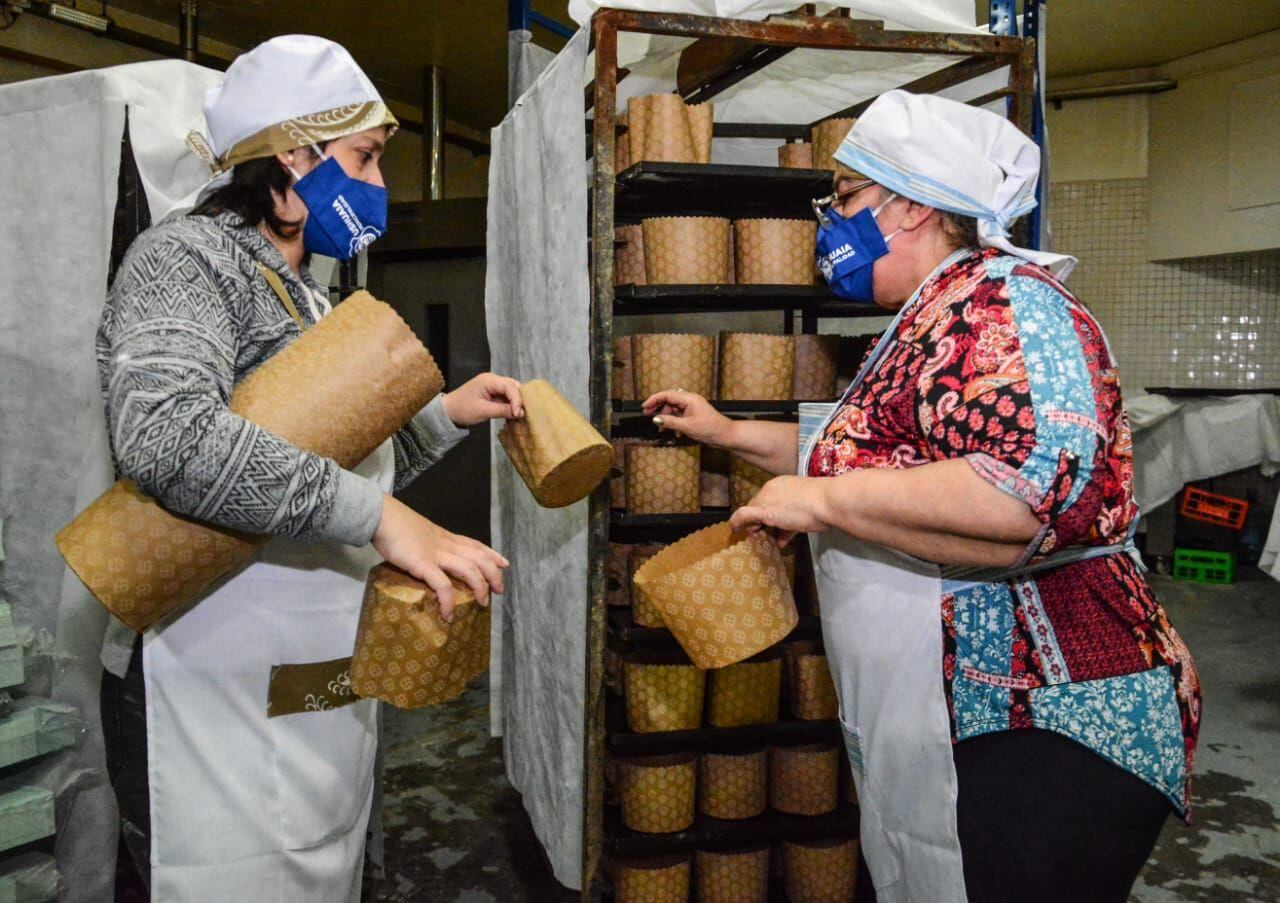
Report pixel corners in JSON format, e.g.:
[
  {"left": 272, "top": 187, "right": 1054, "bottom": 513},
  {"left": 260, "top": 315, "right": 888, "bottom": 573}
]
[{"left": 97, "top": 211, "right": 467, "bottom": 547}]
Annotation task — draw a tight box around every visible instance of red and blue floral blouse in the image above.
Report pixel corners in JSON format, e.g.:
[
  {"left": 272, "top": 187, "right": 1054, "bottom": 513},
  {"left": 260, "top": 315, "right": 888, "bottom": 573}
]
[{"left": 809, "top": 248, "right": 1201, "bottom": 816}]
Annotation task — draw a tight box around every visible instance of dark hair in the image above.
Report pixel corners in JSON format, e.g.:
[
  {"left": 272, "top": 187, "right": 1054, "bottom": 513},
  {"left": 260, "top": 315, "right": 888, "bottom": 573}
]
[
  {"left": 938, "top": 211, "right": 981, "bottom": 252},
  {"left": 191, "top": 145, "right": 322, "bottom": 238}
]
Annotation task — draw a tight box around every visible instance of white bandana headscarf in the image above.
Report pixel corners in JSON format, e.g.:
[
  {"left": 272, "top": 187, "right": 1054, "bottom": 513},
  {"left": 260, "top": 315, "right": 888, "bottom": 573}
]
[{"left": 833, "top": 89, "right": 1076, "bottom": 279}]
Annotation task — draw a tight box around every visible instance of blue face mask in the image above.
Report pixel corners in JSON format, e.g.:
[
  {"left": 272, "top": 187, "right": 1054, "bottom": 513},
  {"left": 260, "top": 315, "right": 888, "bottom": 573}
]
[
  {"left": 814, "top": 193, "right": 898, "bottom": 304},
  {"left": 290, "top": 152, "right": 388, "bottom": 261}
]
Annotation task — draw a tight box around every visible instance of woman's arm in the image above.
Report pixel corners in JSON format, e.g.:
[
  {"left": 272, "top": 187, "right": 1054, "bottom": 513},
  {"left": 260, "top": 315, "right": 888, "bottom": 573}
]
[
  {"left": 641, "top": 390, "right": 799, "bottom": 475},
  {"left": 729, "top": 458, "right": 1042, "bottom": 568}
]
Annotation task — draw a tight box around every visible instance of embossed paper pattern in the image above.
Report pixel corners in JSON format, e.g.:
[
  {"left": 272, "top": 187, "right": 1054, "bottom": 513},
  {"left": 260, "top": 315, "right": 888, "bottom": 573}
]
[
  {"left": 632, "top": 333, "right": 716, "bottom": 399},
  {"left": 733, "top": 219, "right": 817, "bottom": 286},
  {"left": 718, "top": 332, "right": 796, "bottom": 401},
  {"left": 642, "top": 217, "right": 732, "bottom": 285}
]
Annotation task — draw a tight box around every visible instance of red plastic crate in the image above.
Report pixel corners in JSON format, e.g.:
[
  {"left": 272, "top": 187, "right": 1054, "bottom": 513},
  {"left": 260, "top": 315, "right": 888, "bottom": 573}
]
[{"left": 1179, "top": 487, "right": 1249, "bottom": 531}]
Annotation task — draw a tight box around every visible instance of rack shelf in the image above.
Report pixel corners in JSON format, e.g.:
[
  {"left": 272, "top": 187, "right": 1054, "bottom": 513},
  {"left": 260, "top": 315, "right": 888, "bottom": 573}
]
[
  {"left": 606, "top": 803, "right": 857, "bottom": 857},
  {"left": 612, "top": 399, "right": 803, "bottom": 415},
  {"left": 607, "top": 699, "right": 841, "bottom": 757},
  {"left": 608, "top": 608, "right": 822, "bottom": 649},
  {"left": 613, "top": 283, "right": 885, "bottom": 319},
  {"left": 610, "top": 510, "right": 727, "bottom": 543},
  {"left": 615, "top": 161, "right": 831, "bottom": 222}
]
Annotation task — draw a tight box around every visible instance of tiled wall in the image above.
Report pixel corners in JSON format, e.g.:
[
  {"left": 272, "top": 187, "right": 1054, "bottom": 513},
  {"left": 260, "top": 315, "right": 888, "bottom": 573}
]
[{"left": 1049, "top": 179, "right": 1280, "bottom": 391}]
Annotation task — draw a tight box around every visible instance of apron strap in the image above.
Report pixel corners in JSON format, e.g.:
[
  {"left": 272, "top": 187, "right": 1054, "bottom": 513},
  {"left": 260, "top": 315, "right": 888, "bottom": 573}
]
[{"left": 254, "top": 261, "right": 307, "bottom": 331}]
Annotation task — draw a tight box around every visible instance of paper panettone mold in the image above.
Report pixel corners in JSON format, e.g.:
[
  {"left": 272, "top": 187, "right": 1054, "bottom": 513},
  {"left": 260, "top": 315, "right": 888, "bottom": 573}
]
[
  {"left": 629, "top": 544, "right": 668, "bottom": 627},
  {"left": 642, "top": 217, "right": 732, "bottom": 285},
  {"left": 730, "top": 455, "right": 773, "bottom": 509},
  {"left": 782, "top": 836, "right": 859, "bottom": 903},
  {"left": 769, "top": 742, "right": 840, "bottom": 816},
  {"left": 778, "top": 141, "right": 814, "bottom": 169},
  {"left": 612, "top": 853, "right": 692, "bottom": 903},
  {"left": 499, "top": 379, "right": 612, "bottom": 508},
  {"left": 793, "top": 334, "right": 842, "bottom": 400},
  {"left": 718, "top": 332, "right": 796, "bottom": 402},
  {"left": 698, "top": 744, "right": 767, "bottom": 820},
  {"left": 608, "top": 543, "right": 631, "bottom": 608},
  {"left": 614, "top": 225, "right": 646, "bottom": 287},
  {"left": 811, "top": 117, "right": 857, "bottom": 171},
  {"left": 785, "top": 640, "right": 839, "bottom": 720},
  {"left": 612, "top": 335, "right": 636, "bottom": 401},
  {"left": 694, "top": 844, "right": 770, "bottom": 903},
  {"left": 625, "top": 444, "right": 701, "bottom": 516},
  {"left": 615, "top": 751, "right": 697, "bottom": 834},
  {"left": 631, "top": 522, "right": 798, "bottom": 669},
  {"left": 700, "top": 446, "right": 732, "bottom": 508},
  {"left": 627, "top": 94, "right": 713, "bottom": 165},
  {"left": 350, "top": 564, "right": 489, "bottom": 709},
  {"left": 706, "top": 654, "right": 782, "bottom": 727},
  {"left": 623, "top": 650, "right": 705, "bottom": 733},
  {"left": 631, "top": 333, "right": 716, "bottom": 399},
  {"left": 733, "top": 219, "right": 818, "bottom": 286},
  {"left": 58, "top": 292, "right": 444, "bottom": 633}
]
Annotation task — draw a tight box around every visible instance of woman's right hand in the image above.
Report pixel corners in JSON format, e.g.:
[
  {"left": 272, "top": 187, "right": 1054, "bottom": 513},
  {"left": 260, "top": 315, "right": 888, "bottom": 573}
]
[
  {"left": 641, "top": 389, "right": 736, "bottom": 447},
  {"left": 371, "top": 494, "right": 508, "bottom": 620}
]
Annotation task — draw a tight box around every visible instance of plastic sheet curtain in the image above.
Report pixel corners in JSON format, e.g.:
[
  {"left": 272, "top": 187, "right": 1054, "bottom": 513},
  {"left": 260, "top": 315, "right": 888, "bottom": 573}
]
[
  {"left": 0, "top": 60, "right": 218, "bottom": 902},
  {"left": 485, "top": 27, "right": 593, "bottom": 890}
]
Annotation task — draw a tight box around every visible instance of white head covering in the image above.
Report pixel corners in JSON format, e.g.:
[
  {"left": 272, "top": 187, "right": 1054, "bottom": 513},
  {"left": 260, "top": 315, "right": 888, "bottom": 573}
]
[
  {"left": 833, "top": 89, "right": 1075, "bottom": 279},
  {"left": 187, "top": 34, "right": 396, "bottom": 174}
]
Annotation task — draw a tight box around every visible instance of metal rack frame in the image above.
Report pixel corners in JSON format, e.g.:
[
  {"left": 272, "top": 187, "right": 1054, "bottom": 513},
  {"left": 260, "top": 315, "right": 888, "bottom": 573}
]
[{"left": 582, "top": 9, "right": 1036, "bottom": 896}]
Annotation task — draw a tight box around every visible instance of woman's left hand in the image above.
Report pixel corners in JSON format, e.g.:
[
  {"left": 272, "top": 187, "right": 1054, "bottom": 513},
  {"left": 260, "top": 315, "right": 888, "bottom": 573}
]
[
  {"left": 442, "top": 373, "right": 524, "bottom": 426},
  {"left": 729, "top": 476, "right": 832, "bottom": 546}
]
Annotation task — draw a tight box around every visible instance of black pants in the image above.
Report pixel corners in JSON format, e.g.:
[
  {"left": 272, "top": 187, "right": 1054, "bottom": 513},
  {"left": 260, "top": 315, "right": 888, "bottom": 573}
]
[
  {"left": 101, "top": 638, "right": 152, "bottom": 896},
  {"left": 855, "top": 728, "right": 1171, "bottom": 902}
]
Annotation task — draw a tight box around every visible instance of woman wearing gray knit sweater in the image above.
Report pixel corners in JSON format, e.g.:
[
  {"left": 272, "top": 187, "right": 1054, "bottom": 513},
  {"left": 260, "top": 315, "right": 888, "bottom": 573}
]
[{"left": 97, "top": 36, "right": 517, "bottom": 901}]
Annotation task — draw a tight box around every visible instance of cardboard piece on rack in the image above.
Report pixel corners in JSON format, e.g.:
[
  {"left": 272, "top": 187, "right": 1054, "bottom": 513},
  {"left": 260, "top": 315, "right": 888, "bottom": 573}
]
[
  {"left": 57, "top": 293, "right": 444, "bottom": 632},
  {"left": 349, "top": 564, "right": 490, "bottom": 709},
  {"left": 632, "top": 522, "right": 798, "bottom": 669},
  {"left": 499, "top": 379, "right": 612, "bottom": 508}
]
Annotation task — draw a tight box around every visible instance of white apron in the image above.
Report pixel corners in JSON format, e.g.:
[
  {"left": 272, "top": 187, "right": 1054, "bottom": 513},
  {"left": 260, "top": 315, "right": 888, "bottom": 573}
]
[
  {"left": 144, "top": 275, "right": 389, "bottom": 902},
  {"left": 797, "top": 253, "right": 971, "bottom": 902}
]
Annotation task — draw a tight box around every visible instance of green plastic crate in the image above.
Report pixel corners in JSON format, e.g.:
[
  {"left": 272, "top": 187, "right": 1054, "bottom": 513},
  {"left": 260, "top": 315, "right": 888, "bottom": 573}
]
[{"left": 1172, "top": 548, "right": 1236, "bottom": 585}]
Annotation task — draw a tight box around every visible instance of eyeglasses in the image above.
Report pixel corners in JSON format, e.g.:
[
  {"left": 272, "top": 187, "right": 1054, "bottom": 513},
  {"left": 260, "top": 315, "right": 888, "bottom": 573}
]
[{"left": 811, "top": 179, "right": 875, "bottom": 227}]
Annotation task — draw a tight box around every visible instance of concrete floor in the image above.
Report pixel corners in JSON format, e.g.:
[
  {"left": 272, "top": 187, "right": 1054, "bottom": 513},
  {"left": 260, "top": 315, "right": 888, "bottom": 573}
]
[{"left": 369, "top": 571, "right": 1280, "bottom": 902}]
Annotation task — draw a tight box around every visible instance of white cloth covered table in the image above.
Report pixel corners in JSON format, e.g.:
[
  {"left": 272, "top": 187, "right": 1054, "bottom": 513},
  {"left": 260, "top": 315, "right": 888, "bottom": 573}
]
[{"left": 1127, "top": 393, "right": 1280, "bottom": 581}]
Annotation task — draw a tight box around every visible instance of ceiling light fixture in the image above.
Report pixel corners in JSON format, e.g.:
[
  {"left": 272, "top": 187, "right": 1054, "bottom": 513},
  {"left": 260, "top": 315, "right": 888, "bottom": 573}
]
[{"left": 45, "top": 2, "right": 110, "bottom": 33}]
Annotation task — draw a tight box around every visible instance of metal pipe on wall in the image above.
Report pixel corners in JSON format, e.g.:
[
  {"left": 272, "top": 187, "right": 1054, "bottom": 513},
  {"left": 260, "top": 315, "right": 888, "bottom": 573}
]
[
  {"left": 424, "top": 65, "right": 446, "bottom": 201},
  {"left": 179, "top": 1, "right": 198, "bottom": 63}
]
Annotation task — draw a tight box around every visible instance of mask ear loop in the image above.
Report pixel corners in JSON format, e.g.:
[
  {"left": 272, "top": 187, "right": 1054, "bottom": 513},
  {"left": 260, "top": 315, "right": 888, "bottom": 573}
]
[
  {"left": 872, "top": 192, "right": 904, "bottom": 244},
  {"left": 279, "top": 143, "right": 336, "bottom": 321}
]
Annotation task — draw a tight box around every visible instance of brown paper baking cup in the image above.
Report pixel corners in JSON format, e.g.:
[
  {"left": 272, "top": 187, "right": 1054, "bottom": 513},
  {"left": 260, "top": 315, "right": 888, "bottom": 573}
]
[
  {"left": 769, "top": 742, "right": 840, "bottom": 816},
  {"left": 629, "top": 544, "right": 668, "bottom": 627},
  {"left": 58, "top": 292, "right": 444, "bottom": 632},
  {"left": 632, "top": 522, "right": 798, "bottom": 669},
  {"left": 730, "top": 456, "right": 773, "bottom": 509},
  {"left": 632, "top": 333, "right": 716, "bottom": 399},
  {"left": 782, "top": 836, "right": 859, "bottom": 903},
  {"left": 785, "top": 641, "right": 838, "bottom": 721},
  {"left": 718, "top": 332, "right": 796, "bottom": 402},
  {"left": 694, "top": 844, "right": 770, "bottom": 903},
  {"left": 615, "top": 109, "right": 632, "bottom": 173},
  {"left": 792, "top": 334, "right": 842, "bottom": 400},
  {"left": 612, "top": 335, "right": 635, "bottom": 401},
  {"left": 623, "top": 650, "right": 706, "bottom": 733},
  {"left": 700, "top": 447, "right": 732, "bottom": 509},
  {"left": 626, "top": 444, "right": 701, "bottom": 516},
  {"left": 698, "top": 745, "right": 767, "bottom": 820},
  {"left": 615, "top": 225, "right": 646, "bottom": 288},
  {"left": 811, "top": 117, "right": 856, "bottom": 171},
  {"left": 628, "top": 93, "right": 713, "bottom": 165},
  {"left": 616, "top": 751, "right": 697, "bottom": 834},
  {"left": 349, "top": 564, "right": 489, "bottom": 709},
  {"left": 499, "top": 379, "right": 612, "bottom": 508},
  {"left": 733, "top": 219, "right": 817, "bottom": 286},
  {"left": 613, "top": 854, "right": 692, "bottom": 903},
  {"left": 777, "top": 141, "right": 814, "bottom": 169},
  {"left": 642, "top": 217, "right": 733, "bottom": 285},
  {"left": 706, "top": 654, "right": 782, "bottom": 727}
]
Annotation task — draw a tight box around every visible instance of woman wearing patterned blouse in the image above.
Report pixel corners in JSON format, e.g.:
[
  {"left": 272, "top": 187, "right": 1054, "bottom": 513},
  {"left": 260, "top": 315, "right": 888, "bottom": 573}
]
[{"left": 644, "top": 91, "right": 1199, "bottom": 903}]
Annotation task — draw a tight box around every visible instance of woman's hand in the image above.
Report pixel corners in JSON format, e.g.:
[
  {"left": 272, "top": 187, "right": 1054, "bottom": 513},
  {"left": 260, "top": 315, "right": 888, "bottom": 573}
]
[
  {"left": 729, "top": 476, "right": 834, "bottom": 547},
  {"left": 372, "top": 495, "right": 509, "bottom": 620},
  {"left": 642, "top": 389, "right": 736, "bottom": 447},
  {"left": 441, "top": 373, "right": 524, "bottom": 426}
]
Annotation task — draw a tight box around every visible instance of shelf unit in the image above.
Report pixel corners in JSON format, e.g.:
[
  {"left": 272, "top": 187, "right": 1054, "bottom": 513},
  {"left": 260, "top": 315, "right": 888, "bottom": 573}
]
[{"left": 582, "top": 8, "right": 1036, "bottom": 897}]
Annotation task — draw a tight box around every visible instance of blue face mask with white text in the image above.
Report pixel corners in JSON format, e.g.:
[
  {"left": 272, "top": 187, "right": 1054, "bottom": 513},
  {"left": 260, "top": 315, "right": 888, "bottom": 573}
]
[
  {"left": 290, "top": 154, "right": 388, "bottom": 261},
  {"left": 814, "top": 195, "right": 898, "bottom": 304}
]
